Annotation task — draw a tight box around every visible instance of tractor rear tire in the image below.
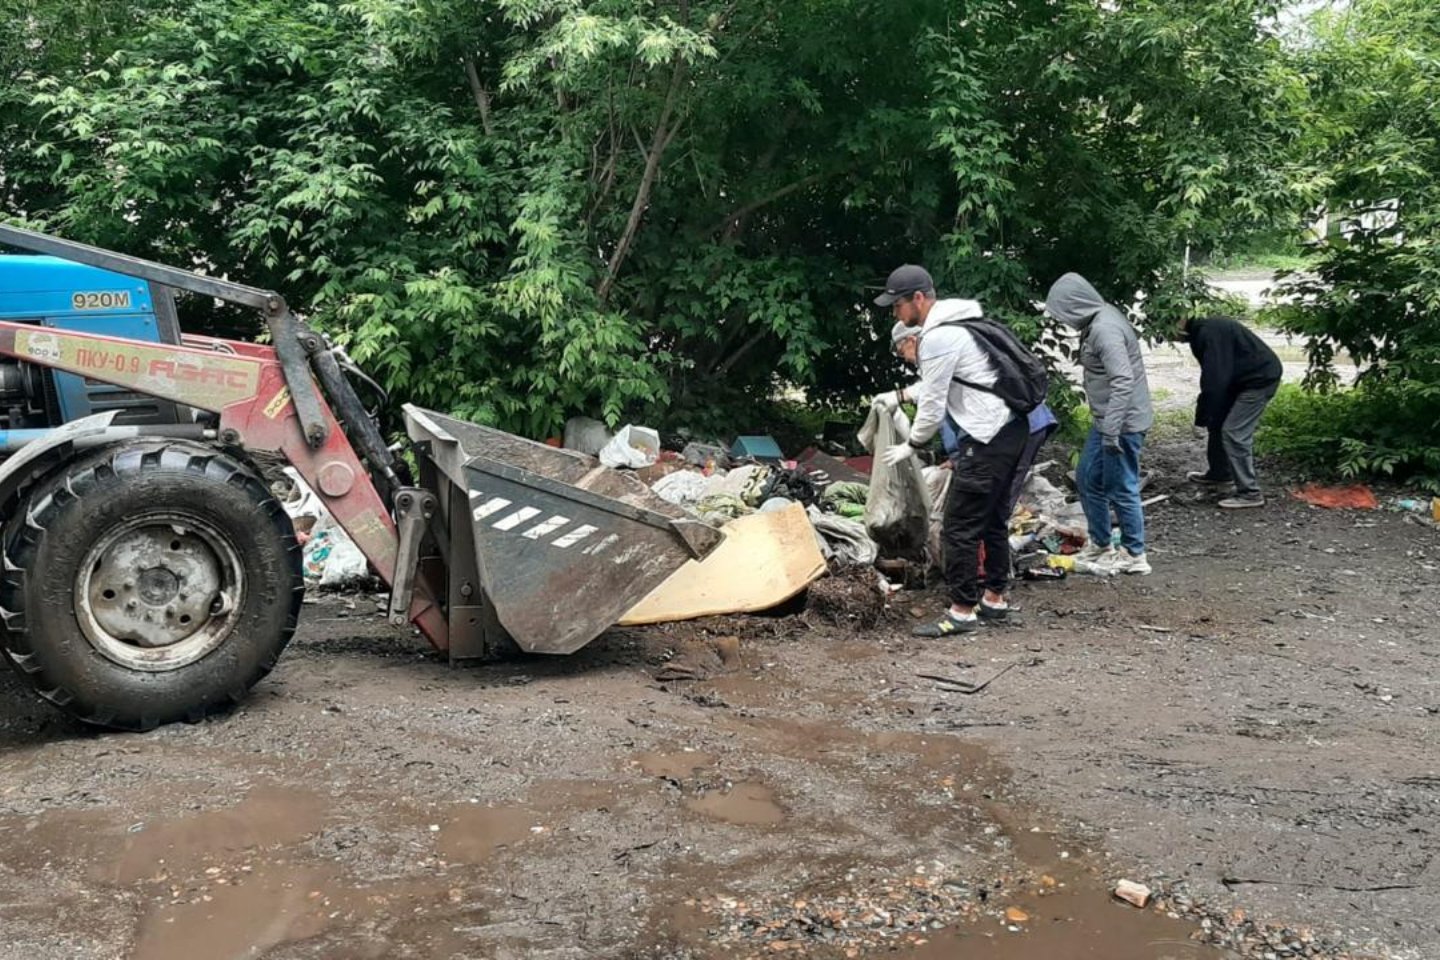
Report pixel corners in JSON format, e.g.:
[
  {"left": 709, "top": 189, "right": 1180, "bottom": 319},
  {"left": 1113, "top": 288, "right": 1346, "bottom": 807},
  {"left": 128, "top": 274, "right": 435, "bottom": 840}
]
[{"left": 0, "top": 441, "right": 304, "bottom": 731}]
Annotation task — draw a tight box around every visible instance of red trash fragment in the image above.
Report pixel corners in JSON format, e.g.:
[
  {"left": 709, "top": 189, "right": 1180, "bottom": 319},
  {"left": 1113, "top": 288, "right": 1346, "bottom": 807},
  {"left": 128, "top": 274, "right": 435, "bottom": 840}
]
[{"left": 1292, "top": 484, "right": 1379, "bottom": 510}]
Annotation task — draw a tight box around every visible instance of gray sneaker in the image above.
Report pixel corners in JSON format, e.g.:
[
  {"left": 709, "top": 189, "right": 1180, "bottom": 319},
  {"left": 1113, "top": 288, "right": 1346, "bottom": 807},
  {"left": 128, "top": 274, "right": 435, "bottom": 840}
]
[
  {"left": 1104, "top": 550, "right": 1152, "bottom": 576},
  {"left": 1218, "top": 494, "right": 1265, "bottom": 509},
  {"left": 1076, "top": 542, "right": 1115, "bottom": 563}
]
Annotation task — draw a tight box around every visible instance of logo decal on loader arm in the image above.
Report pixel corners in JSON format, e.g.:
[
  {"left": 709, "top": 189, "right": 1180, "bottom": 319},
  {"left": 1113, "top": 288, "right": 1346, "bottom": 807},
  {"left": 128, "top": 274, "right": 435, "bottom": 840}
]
[{"left": 15, "top": 328, "right": 261, "bottom": 410}]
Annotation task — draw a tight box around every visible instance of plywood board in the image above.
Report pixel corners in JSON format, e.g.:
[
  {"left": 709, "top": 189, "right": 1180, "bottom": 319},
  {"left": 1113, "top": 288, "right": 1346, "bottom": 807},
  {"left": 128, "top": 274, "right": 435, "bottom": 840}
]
[{"left": 619, "top": 502, "right": 827, "bottom": 625}]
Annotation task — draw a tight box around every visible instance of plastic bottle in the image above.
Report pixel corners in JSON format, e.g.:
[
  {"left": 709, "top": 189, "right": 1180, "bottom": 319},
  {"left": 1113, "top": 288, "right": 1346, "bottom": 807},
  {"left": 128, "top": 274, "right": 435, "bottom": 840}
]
[{"left": 1073, "top": 559, "right": 1114, "bottom": 577}]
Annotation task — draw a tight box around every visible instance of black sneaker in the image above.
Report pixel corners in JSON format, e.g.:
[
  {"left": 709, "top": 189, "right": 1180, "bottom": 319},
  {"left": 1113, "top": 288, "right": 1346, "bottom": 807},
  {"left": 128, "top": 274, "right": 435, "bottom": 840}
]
[
  {"left": 976, "top": 601, "right": 1010, "bottom": 621},
  {"left": 1186, "top": 471, "right": 1233, "bottom": 486},
  {"left": 912, "top": 612, "right": 982, "bottom": 637}
]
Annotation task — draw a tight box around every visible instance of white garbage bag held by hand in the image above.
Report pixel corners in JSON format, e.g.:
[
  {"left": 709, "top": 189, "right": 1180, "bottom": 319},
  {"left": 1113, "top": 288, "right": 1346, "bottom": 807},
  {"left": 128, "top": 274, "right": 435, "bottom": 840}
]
[
  {"left": 870, "top": 391, "right": 902, "bottom": 413},
  {"left": 881, "top": 443, "right": 915, "bottom": 467}
]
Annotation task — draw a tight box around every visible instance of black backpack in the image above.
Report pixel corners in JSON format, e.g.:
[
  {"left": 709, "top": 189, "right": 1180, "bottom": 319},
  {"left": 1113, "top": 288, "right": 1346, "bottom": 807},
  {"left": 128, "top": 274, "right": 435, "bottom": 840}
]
[{"left": 932, "top": 318, "right": 1049, "bottom": 414}]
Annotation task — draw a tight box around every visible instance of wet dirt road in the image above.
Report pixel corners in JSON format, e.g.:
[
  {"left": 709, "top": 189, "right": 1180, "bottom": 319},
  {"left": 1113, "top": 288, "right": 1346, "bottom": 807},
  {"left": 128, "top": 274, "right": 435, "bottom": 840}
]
[{"left": 1, "top": 444, "right": 1436, "bottom": 960}]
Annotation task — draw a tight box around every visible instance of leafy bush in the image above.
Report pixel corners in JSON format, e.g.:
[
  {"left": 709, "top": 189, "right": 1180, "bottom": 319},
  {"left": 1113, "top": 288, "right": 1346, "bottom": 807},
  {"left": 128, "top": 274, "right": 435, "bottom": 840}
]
[
  {"left": 1266, "top": 0, "right": 1440, "bottom": 493},
  {"left": 1258, "top": 384, "right": 1440, "bottom": 491}
]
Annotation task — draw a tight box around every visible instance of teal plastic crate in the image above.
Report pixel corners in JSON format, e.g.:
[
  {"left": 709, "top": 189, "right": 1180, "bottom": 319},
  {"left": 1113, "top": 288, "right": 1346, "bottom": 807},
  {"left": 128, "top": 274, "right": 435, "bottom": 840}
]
[{"left": 730, "top": 435, "right": 785, "bottom": 461}]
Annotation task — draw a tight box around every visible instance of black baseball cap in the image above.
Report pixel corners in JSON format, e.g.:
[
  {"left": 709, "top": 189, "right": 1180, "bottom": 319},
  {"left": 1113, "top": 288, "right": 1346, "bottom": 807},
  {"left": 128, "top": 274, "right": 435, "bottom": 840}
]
[{"left": 873, "top": 264, "right": 934, "bottom": 307}]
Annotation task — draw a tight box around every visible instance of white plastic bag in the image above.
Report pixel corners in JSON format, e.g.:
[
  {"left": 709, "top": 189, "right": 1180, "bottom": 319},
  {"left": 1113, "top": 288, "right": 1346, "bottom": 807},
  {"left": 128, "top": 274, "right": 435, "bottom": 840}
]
[
  {"left": 277, "top": 467, "right": 329, "bottom": 538},
  {"left": 1020, "top": 472, "right": 1088, "bottom": 540},
  {"left": 279, "top": 468, "right": 326, "bottom": 524},
  {"left": 860, "top": 407, "right": 930, "bottom": 560},
  {"left": 302, "top": 515, "right": 370, "bottom": 587},
  {"left": 652, "top": 469, "right": 709, "bottom": 507},
  {"left": 599, "top": 424, "right": 661, "bottom": 469}
]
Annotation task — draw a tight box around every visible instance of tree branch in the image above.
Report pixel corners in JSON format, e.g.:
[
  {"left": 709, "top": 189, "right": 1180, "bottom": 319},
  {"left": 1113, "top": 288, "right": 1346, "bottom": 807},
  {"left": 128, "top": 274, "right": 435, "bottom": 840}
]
[
  {"left": 714, "top": 326, "right": 768, "bottom": 376},
  {"left": 596, "top": 56, "right": 688, "bottom": 305},
  {"left": 709, "top": 167, "right": 845, "bottom": 238},
  {"left": 462, "top": 56, "right": 495, "bottom": 137}
]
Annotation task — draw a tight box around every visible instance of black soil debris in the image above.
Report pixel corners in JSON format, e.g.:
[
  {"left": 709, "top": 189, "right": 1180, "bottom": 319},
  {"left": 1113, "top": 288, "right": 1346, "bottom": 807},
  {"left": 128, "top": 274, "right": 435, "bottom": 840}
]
[{"left": 803, "top": 568, "right": 888, "bottom": 631}]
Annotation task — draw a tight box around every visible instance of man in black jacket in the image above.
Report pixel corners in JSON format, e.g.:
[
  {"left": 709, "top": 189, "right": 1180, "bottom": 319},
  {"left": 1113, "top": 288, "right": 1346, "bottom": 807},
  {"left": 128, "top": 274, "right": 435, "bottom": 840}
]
[{"left": 1179, "top": 315, "right": 1283, "bottom": 508}]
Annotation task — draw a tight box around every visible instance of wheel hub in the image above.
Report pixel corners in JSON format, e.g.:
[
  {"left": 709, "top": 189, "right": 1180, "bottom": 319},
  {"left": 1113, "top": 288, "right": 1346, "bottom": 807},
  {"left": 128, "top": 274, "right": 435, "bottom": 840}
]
[
  {"left": 77, "top": 515, "right": 244, "bottom": 671},
  {"left": 137, "top": 566, "right": 181, "bottom": 606}
]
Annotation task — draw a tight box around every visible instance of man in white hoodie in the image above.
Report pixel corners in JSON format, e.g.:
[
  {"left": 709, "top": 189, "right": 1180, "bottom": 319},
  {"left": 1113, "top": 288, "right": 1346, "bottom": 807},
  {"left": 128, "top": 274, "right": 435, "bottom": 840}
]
[{"left": 874, "top": 265, "right": 1029, "bottom": 637}]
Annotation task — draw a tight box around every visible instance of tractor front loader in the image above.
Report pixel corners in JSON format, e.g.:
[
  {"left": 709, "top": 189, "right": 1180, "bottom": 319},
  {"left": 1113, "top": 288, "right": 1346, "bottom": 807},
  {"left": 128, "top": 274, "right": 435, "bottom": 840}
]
[{"left": 0, "top": 225, "right": 722, "bottom": 731}]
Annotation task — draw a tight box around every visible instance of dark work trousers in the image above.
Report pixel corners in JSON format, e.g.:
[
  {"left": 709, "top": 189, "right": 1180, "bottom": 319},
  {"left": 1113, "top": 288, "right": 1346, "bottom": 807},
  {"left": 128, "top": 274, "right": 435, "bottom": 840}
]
[
  {"left": 943, "top": 415, "right": 1029, "bottom": 608},
  {"left": 1204, "top": 381, "right": 1279, "bottom": 496}
]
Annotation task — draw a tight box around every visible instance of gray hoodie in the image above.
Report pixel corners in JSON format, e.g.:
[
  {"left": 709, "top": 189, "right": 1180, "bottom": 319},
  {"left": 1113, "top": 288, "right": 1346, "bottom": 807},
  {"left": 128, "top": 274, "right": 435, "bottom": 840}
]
[{"left": 1045, "top": 273, "right": 1153, "bottom": 437}]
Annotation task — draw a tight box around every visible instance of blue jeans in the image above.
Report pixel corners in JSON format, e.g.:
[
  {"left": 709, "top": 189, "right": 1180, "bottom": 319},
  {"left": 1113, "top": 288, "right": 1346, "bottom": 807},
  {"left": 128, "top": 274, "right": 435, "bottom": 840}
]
[{"left": 1077, "top": 427, "right": 1146, "bottom": 555}]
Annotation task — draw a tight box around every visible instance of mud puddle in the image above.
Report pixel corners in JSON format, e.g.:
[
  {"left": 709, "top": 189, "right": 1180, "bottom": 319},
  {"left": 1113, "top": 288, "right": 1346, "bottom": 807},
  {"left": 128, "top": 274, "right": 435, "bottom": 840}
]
[
  {"left": 130, "top": 858, "right": 474, "bottom": 960},
  {"left": 633, "top": 747, "right": 718, "bottom": 779},
  {"left": 437, "top": 803, "right": 536, "bottom": 863},
  {"left": 904, "top": 827, "right": 1220, "bottom": 960},
  {"left": 0, "top": 780, "right": 488, "bottom": 960},
  {"left": 908, "top": 894, "right": 1217, "bottom": 960},
  {"left": 130, "top": 861, "right": 337, "bottom": 960},
  {"left": 640, "top": 711, "right": 1212, "bottom": 959},
  {"left": 685, "top": 781, "right": 787, "bottom": 826},
  {"left": 0, "top": 782, "right": 327, "bottom": 885}
]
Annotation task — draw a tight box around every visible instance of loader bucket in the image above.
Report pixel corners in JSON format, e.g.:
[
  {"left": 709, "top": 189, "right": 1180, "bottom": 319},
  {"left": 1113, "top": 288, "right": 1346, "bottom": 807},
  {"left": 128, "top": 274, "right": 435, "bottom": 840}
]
[{"left": 403, "top": 405, "right": 724, "bottom": 655}]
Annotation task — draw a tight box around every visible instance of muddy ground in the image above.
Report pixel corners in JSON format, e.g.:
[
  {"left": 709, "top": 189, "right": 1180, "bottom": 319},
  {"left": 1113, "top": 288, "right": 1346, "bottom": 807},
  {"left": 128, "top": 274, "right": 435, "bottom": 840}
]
[{"left": 1, "top": 438, "right": 1437, "bottom": 960}]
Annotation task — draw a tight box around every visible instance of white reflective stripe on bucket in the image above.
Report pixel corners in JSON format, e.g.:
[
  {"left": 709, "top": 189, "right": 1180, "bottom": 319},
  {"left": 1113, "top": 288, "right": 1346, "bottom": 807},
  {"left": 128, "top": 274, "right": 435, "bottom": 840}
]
[
  {"left": 522, "top": 515, "right": 570, "bottom": 540},
  {"left": 493, "top": 506, "right": 541, "bottom": 531},
  {"left": 583, "top": 533, "right": 620, "bottom": 557},
  {"left": 471, "top": 497, "right": 512, "bottom": 521},
  {"left": 551, "top": 524, "right": 598, "bottom": 548}
]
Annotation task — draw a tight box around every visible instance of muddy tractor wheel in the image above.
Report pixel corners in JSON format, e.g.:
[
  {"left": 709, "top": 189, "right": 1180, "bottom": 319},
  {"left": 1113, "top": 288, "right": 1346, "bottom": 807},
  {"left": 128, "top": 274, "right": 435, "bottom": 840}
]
[{"left": 0, "top": 442, "right": 304, "bottom": 731}]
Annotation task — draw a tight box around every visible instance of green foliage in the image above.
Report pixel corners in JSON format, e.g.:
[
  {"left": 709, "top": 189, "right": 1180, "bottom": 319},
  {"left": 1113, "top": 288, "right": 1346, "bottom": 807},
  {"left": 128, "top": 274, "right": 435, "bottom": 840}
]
[
  {"left": 1198, "top": 225, "right": 1314, "bottom": 273},
  {"left": 1259, "top": 383, "right": 1440, "bottom": 491},
  {"left": 1266, "top": 0, "right": 1440, "bottom": 487},
  {"left": 2, "top": 0, "right": 1311, "bottom": 440}
]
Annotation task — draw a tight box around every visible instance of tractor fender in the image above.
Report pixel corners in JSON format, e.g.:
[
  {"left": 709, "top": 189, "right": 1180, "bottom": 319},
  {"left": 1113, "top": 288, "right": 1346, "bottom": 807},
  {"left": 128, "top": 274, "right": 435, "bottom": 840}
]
[{"left": 0, "top": 412, "right": 120, "bottom": 524}]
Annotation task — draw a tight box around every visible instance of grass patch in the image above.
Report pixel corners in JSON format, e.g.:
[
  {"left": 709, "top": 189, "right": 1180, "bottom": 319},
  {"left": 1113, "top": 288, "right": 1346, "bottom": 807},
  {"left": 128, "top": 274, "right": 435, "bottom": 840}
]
[
  {"left": 1149, "top": 407, "right": 1196, "bottom": 443},
  {"left": 1259, "top": 383, "right": 1440, "bottom": 492}
]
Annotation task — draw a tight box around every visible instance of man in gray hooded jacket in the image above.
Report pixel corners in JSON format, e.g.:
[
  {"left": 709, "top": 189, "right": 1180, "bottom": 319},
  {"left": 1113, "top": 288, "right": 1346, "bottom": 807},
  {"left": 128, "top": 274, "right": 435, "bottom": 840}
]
[{"left": 1045, "top": 273, "right": 1154, "bottom": 575}]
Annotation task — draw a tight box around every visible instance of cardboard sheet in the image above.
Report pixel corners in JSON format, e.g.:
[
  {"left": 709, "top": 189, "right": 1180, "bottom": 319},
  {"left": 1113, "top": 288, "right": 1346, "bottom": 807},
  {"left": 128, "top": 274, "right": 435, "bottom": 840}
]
[{"left": 620, "top": 502, "right": 827, "bottom": 625}]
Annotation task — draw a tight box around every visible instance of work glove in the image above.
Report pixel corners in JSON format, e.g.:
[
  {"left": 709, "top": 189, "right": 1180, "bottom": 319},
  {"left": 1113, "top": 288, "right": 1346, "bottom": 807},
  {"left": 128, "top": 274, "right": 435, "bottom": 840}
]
[
  {"left": 1192, "top": 425, "right": 1208, "bottom": 440},
  {"left": 1102, "top": 433, "right": 1122, "bottom": 455},
  {"left": 870, "top": 391, "right": 902, "bottom": 413},
  {"left": 881, "top": 443, "right": 916, "bottom": 467}
]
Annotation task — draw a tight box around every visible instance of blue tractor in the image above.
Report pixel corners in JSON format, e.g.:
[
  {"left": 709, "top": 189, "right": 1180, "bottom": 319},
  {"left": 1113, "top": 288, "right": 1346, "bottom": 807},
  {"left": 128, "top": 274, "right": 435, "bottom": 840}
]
[
  {"left": 0, "top": 254, "right": 188, "bottom": 447},
  {"left": 0, "top": 225, "right": 722, "bottom": 732}
]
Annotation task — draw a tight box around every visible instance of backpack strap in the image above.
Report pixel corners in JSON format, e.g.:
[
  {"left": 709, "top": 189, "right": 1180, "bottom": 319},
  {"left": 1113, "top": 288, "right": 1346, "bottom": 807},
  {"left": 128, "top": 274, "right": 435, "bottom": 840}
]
[{"left": 928, "top": 319, "right": 1000, "bottom": 393}]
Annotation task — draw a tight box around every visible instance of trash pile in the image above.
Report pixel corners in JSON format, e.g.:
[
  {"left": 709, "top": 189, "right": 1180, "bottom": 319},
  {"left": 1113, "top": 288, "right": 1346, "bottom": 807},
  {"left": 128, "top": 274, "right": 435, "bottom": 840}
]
[
  {"left": 570, "top": 409, "right": 1118, "bottom": 623},
  {"left": 1007, "top": 472, "right": 1114, "bottom": 580},
  {"left": 280, "top": 410, "right": 1122, "bottom": 607},
  {"left": 275, "top": 468, "right": 370, "bottom": 589}
]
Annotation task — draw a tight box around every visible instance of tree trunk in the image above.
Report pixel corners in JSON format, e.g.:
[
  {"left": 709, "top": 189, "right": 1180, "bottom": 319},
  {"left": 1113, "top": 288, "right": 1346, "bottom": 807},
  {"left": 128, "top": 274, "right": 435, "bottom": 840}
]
[
  {"left": 596, "top": 57, "right": 687, "bottom": 305},
  {"left": 462, "top": 56, "right": 495, "bottom": 137}
]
